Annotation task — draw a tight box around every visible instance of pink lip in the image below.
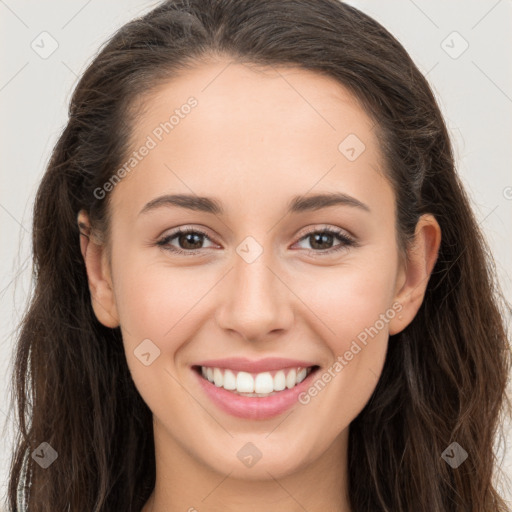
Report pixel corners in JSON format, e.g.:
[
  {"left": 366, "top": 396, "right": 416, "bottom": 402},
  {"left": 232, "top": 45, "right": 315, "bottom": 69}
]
[
  {"left": 194, "top": 357, "right": 317, "bottom": 373},
  {"left": 192, "top": 365, "right": 320, "bottom": 420}
]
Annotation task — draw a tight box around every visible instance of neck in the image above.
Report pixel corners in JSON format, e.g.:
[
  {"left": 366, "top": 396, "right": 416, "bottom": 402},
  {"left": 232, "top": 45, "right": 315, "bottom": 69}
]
[{"left": 142, "top": 423, "right": 352, "bottom": 512}]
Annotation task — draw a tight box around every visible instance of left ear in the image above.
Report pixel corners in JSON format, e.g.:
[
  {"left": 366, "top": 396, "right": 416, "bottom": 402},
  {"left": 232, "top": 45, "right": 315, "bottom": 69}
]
[
  {"left": 389, "top": 213, "right": 441, "bottom": 335},
  {"left": 77, "top": 209, "right": 120, "bottom": 328}
]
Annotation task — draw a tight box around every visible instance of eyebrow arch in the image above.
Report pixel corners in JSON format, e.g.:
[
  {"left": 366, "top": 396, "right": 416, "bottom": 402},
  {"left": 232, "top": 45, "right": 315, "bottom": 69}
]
[
  {"left": 288, "top": 192, "right": 370, "bottom": 213},
  {"left": 138, "top": 192, "right": 370, "bottom": 217}
]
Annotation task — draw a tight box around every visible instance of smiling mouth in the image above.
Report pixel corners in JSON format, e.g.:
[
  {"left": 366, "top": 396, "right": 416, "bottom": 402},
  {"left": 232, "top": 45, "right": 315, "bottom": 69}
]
[{"left": 192, "top": 364, "right": 321, "bottom": 397}]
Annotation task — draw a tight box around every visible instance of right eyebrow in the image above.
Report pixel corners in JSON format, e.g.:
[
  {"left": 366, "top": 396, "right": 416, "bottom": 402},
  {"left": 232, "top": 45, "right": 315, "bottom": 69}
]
[{"left": 138, "top": 191, "right": 371, "bottom": 217}]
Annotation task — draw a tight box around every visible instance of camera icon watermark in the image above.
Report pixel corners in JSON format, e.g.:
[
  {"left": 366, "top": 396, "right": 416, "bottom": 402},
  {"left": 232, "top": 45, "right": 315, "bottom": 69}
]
[
  {"left": 338, "top": 133, "right": 366, "bottom": 162},
  {"left": 441, "top": 31, "right": 469, "bottom": 60},
  {"left": 441, "top": 441, "right": 468, "bottom": 468},
  {"left": 32, "top": 442, "right": 58, "bottom": 469},
  {"left": 134, "top": 338, "right": 161, "bottom": 366},
  {"left": 30, "top": 31, "right": 59, "bottom": 59},
  {"left": 236, "top": 442, "right": 263, "bottom": 468},
  {"left": 236, "top": 236, "right": 263, "bottom": 264}
]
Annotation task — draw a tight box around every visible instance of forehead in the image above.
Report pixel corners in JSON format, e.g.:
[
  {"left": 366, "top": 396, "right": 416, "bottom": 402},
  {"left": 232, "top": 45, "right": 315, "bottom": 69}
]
[
  {"left": 136, "top": 60, "right": 376, "bottom": 146},
  {"left": 110, "top": 60, "right": 391, "bottom": 220}
]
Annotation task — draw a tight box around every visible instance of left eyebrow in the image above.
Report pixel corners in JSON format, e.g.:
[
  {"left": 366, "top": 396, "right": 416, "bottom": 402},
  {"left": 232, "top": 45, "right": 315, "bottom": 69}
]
[
  {"left": 138, "top": 191, "right": 370, "bottom": 217},
  {"left": 287, "top": 192, "right": 370, "bottom": 213},
  {"left": 139, "top": 194, "right": 223, "bottom": 216}
]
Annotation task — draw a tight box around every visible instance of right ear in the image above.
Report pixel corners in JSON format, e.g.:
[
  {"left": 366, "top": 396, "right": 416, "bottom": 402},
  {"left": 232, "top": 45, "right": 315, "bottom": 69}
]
[{"left": 77, "top": 210, "right": 120, "bottom": 328}]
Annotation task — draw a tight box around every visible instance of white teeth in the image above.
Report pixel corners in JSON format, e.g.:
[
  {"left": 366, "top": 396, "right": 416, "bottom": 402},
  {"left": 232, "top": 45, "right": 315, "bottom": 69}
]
[
  {"left": 223, "top": 369, "right": 237, "bottom": 390},
  {"left": 213, "top": 368, "right": 223, "bottom": 387},
  {"left": 236, "top": 371, "right": 254, "bottom": 392},
  {"left": 286, "top": 369, "right": 296, "bottom": 389},
  {"left": 199, "top": 365, "right": 314, "bottom": 395},
  {"left": 296, "top": 368, "right": 308, "bottom": 384},
  {"left": 254, "top": 372, "right": 274, "bottom": 394},
  {"left": 274, "top": 370, "right": 286, "bottom": 391}
]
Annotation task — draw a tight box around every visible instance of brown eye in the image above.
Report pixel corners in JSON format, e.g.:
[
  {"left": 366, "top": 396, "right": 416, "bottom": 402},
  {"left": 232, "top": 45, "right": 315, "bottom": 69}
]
[
  {"left": 177, "top": 232, "right": 204, "bottom": 250},
  {"left": 294, "top": 228, "right": 356, "bottom": 255},
  {"left": 156, "top": 228, "right": 215, "bottom": 255},
  {"left": 308, "top": 232, "right": 336, "bottom": 250},
  {"left": 156, "top": 226, "right": 356, "bottom": 257}
]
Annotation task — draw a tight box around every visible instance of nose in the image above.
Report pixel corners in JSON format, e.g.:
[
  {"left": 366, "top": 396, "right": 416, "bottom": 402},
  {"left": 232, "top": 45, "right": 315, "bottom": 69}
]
[{"left": 214, "top": 245, "right": 295, "bottom": 343}]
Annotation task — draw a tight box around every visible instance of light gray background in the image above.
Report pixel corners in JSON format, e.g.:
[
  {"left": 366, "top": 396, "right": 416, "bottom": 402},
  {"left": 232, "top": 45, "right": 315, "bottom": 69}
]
[{"left": 1, "top": 0, "right": 511, "bottom": 509}]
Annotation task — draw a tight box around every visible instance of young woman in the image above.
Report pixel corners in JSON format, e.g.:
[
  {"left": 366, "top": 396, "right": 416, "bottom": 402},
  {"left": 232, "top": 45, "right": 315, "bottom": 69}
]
[{"left": 7, "top": 0, "right": 511, "bottom": 510}]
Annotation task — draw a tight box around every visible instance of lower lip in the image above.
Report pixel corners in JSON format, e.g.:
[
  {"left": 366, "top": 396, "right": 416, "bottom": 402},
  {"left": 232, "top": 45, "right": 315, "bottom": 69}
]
[{"left": 193, "top": 366, "right": 319, "bottom": 420}]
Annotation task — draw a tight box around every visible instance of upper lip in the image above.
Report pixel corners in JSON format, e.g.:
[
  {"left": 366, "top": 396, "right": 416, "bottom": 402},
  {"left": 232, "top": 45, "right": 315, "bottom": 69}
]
[{"left": 193, "top": 357, "right": 318, "bottom": 373}]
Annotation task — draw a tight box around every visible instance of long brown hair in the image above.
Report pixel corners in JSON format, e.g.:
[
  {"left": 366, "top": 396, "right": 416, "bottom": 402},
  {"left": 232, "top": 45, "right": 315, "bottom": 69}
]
[{"left": 7, "top": 1, "right": 511, "bottom": 510}]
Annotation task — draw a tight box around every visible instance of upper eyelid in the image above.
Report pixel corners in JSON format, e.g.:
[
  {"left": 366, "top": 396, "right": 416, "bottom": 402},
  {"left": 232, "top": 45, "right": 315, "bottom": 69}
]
[{"left": 159, "top": 225, "right": 355, "bottom": 247}]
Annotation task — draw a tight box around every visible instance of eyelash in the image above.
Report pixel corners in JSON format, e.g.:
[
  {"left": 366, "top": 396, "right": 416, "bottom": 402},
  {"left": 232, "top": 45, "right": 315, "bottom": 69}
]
[{"left": 155, "top": 226, "right": 357, "bottom": 257}]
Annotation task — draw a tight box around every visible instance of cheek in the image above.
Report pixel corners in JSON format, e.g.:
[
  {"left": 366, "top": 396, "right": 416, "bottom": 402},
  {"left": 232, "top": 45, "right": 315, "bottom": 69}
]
[
  {"left": 112, "top": 257, "right": 208, "bottom": 410},
  {"left": 299, "top": 256, "right": 398, "bottom": 351},
  {"left": 113, "top": 241, "right": 399, "bottom": 354},
  {"left": 293, "top": 255, "right": 397, "bottom": 423},
  {"left": 113, "top": 251, "right": 208, "bottom": 337}
]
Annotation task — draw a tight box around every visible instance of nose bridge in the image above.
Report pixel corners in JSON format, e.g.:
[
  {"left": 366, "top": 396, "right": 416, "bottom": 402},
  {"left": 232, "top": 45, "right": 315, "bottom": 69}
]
[{"left": 215, "top": 236, "right": 293, "bottom": 341}]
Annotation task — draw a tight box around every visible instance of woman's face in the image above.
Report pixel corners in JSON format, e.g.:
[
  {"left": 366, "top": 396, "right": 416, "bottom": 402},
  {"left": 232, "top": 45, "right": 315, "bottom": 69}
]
[{"left": 81, "top": 60, "right": 437, "bottom": 482}]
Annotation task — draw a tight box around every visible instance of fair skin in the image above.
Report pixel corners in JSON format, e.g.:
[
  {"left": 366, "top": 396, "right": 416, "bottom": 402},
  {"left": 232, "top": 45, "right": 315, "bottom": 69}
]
[{"left": 78, "top": 60, "right": 441, "bottom": 512}]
